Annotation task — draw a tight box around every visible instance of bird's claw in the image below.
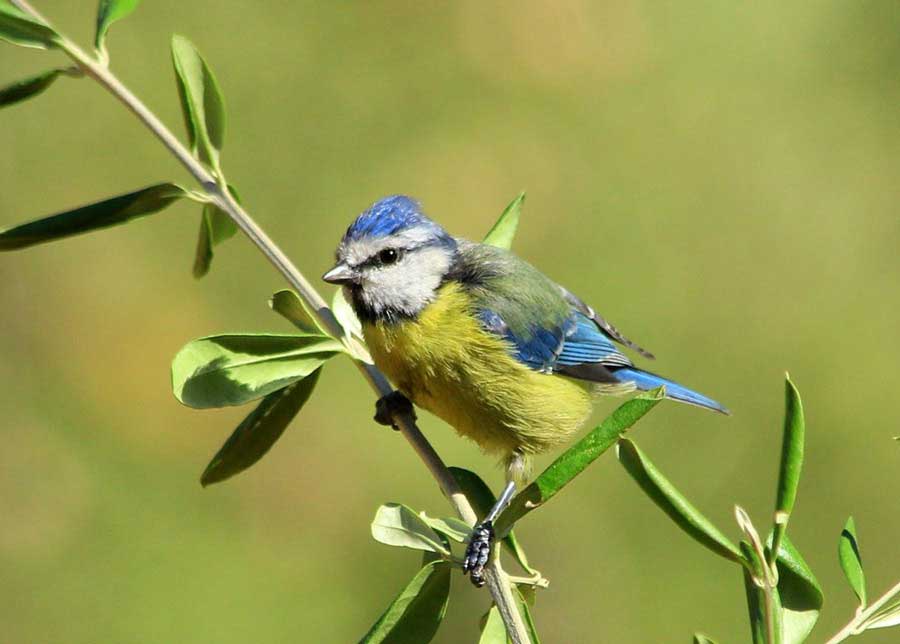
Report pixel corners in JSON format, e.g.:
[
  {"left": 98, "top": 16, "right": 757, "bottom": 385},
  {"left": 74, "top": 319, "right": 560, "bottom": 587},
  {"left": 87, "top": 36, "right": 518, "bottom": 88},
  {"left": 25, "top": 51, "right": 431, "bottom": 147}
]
[
  {"left": 374, "top": 391, "right": 415, "bottom": 430},
  {"left": 463, "top": 520, "right": 495, "bottom": 588}
]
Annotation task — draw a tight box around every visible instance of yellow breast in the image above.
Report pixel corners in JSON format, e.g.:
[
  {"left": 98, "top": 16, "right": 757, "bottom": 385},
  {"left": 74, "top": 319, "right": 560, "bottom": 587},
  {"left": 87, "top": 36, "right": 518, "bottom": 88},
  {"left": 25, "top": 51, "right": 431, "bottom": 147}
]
[{"left": 362, "top": 282, "right": 593, "bottom": 459}]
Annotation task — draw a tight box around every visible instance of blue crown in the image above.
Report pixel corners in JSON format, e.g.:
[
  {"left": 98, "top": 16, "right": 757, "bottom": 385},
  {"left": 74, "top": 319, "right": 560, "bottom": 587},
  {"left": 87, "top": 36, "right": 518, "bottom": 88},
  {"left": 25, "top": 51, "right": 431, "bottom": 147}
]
[{"left": 345, "top": 195, "right": 449, "bottom": 244}]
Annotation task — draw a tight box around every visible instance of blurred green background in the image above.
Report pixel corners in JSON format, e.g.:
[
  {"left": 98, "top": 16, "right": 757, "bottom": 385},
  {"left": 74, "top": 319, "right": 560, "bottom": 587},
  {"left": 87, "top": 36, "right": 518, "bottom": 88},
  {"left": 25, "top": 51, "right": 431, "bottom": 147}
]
[{"left": 2, "top": 1, "right": 899, "bottom": 642}]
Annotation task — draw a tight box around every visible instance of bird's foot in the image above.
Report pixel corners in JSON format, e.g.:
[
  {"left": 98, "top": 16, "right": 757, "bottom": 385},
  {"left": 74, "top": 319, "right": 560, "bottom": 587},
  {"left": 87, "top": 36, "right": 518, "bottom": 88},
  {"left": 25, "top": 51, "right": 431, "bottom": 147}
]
[
  {"left": 462, "top": 520, "right": 495, "bottom": 588},
  {"left": 374, "top": 391, "right": 415, "bottom": 430}
]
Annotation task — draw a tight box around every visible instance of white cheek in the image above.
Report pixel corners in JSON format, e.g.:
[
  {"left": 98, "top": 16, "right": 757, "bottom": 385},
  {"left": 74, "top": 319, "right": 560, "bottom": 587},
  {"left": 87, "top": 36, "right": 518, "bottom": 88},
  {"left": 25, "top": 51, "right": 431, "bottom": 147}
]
[{"left": 361, "top": 247, "right": 452, "bottom": 316}]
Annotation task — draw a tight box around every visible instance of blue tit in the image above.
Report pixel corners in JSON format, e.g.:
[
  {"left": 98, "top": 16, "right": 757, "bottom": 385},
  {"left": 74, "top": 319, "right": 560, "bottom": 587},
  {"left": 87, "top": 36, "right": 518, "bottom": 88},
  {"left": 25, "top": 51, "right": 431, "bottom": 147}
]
[{"left": 323, "top": 195, "right": 727, "bottom": 585}]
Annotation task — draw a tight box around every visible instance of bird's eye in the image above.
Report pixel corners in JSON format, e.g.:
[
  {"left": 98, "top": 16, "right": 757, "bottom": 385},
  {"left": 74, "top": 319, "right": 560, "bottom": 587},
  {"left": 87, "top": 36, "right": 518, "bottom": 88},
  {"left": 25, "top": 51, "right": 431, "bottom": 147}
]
[{"left": 378, "top": 248, "right": 400, "bottom": 265}]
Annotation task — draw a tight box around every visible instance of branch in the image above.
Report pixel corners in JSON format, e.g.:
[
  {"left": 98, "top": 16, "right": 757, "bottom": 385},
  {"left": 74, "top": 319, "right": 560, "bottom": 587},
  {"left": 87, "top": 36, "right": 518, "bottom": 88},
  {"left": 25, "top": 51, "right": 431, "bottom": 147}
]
[
  {"left": 9, "top": 3, "right": 530, "bottom": 642},
  {"left": 825, "top": 580, "right": 900, "bottom": 644}
]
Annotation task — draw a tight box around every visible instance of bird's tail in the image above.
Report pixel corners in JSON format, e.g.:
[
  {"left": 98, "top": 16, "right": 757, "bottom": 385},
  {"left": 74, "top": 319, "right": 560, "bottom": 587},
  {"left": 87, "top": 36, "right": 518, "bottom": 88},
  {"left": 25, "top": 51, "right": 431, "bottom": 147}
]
[{"left": 613, "top": 367, "right": 729, "bottom": 415}]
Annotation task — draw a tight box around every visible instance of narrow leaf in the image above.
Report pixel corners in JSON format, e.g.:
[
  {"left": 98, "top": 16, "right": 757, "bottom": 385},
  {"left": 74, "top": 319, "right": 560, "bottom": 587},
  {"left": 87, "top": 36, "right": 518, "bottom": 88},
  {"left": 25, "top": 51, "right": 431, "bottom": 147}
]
[
  {"left": 693, "top": 635, "right": 718, "bottom": 644},
  {"left": 741, "top": 541, "right": 787, "bottom": 644},
  {"left": 193, "top": 201, "right": 238, "bottom": 277},
  {"left": 867, "top": 594, "right": 900, "bottom": 629},
  {"left": 270, "top": 289, "right": 325, "bottom": 335},
  {"left": 332, "top": 287, "right": 373, "bottom": 363},
  {"left": 742, "top": 567, "right": 767, "bottom": 644},
  {"left": 192, "top": 183, "right": 240, "bottom": 278},
  {"left": 483, "top": 192, "right": 525, "bottom": 250},
  {"left": 171, "top": 34, "right": 225, "bottom": 166},
  {"left": 421, "top": 515, "right": 471, "bottom": 543},
  {"left": 863, "top": 584, "right": 900, "bottom": 630},
  {"left": 371, "top": 504, "right": 449, "bottom": 555},
  {"left": 360, "top": 560, "right": 451, "bottom": 644},
  {"left": 771, "top": 374, "right": 805, "bottom": 559},
  {"left": 449, "top": 467, "right": 536, "bottom": 576},
  {"left": 171, "top": 333, "right": 343, "bottom": 408},
  {"left": 0, "top": 183, "right": 187, "bottom": 251},
  {"left": 496, "top": 390, "right": 663, "bottom": 535},
  {"left": 517, "top": 584, "right": 536, "bottom": 607},
  {"left": 868, "top": 612, "right": 900, "bottom": 630},
  {"left": 0, "top": 68, "right": 63, "bottom": 108},
  {"left": 94, "top": 0, "right": 139, "bottom": 50},
  {"left": 617, "top": 438, "right": 743, "bottom": 563},
  {"left": 740, "top": 540, "right": 766, "bottom": 586},
  {"left": 735, "top": 506, "right": 769, "bottom": 583},
  {"left": 201, "top": 369, "right": 321, "bottom": 486},
  {"left": 0, "top": 2, "right": 60, "bottom": 48},
  {"left": 838, "top": 516, "right": 866, "bottom": 607},
  {"left": 770, "top": 533, "right": 824, "bottom": 643},
  {"left": 333, "top": 287, "right": 363, "bottom": 340},
  {"left": 478, "top": 606, "right": 506, "bottom": 644},
  {"left": 513, "top": 586, "right": 541, "bottom": 644}
]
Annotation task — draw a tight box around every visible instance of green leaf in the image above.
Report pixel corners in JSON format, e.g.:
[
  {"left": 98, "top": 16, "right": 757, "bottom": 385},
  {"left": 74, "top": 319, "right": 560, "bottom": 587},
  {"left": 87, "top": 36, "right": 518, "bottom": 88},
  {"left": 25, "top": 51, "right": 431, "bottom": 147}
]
[
  {"left": 513, "top": 587, "right": 541, "bottom": 644},
  {"left": 0, "top": 2, "right": 60, "bottom": 48},
  {"left": 448, "top": 467, "right": 536, "bottom": 576},
  {"left": 496, "top": 390, "right": 663, "bottom": 535},
  {"left": 333, "top": 287, "right": 364, "bottom": 340},
  {"left": 94, "top": 0, "right": 139, "bottom": 51},
  {"left": 332, "top": 287, "right": 373, "bottom": 363},
  {"left": 867, "top": 610, "right": 900, "bottom": 630},
  {"left": 270, "top": 289, "right": 325, "bottom": 335},
  {"left": 742, "top": 536, "right": 788, "bottom": 643},
  {"left": 483, "top": 192, "right": 524, "bottom": 250},
  {"left": 192, "top": 202, "right": 237, "bottom": 277},
  {"left": 421, "top": 515, "right": 471, "bottom": 543},
  {"left": 171, "top": 34, "right": 225, "bottom": 167},
  {"left": 0, "top": 183, "right": 187, "bottom": 251},
  {"left": 693, "top": 635, "right": 717, "bottom": 644},
  {"left": 740, "top": 539, "right": 767, "bottom": 585},
  {"left": 617, "top": 438, "right": 743, "bottom": 563},
  {"left": 838, "top": 516, "right": 866, "bottom": 607},
  {"left": 171, "top": 333, "right": 343, "bottom": 408},
  {"left": 770, "top": 533, "right": 823, "bottom": 643},
  {"left": 771, "top": 374, "right": 805, "bottom": 559},
  {"left": 192, "top": 184, "right": 240, "bottom": 278},
  {"left": 517, "top": 584, "right": 536, "bottom": 607},
  {"left": 370, "top": 504, "right": 449, "bottom": 555},
  {"left": 0, "top": 68, "right": 64, "bottom": 108},
  {"left": 360, "top": 560, "right": 451, "bottom": 644},
  {"left": 742, "top": 566, "right": 767, "bottom": 644},
  {"left": 478, "top": 606, "right": 507, "bottom": 644},
  {"left": 866, "top": 590, "right": 900, "bottom": 630},
  {"left": 200, "top": 368, "right": 321, "bottom": 486}
]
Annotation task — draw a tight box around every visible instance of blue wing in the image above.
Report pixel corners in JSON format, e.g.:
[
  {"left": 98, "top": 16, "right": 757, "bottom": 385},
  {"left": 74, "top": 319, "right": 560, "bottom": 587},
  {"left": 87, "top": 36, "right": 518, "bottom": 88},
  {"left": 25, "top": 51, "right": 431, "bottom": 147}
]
[
  {"left": 477, "top": 306, "right": 728, "bottom": 413},
  {"left": 477, "top": 308, "right": 632, "bottom": 376}
]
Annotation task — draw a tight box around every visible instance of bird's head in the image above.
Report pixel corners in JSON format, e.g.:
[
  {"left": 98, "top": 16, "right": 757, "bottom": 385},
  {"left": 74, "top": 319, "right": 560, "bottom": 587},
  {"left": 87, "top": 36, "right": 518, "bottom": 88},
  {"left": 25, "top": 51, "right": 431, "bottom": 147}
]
[{"left": 323, "top": 195, "right": 458, "bottom": 322}]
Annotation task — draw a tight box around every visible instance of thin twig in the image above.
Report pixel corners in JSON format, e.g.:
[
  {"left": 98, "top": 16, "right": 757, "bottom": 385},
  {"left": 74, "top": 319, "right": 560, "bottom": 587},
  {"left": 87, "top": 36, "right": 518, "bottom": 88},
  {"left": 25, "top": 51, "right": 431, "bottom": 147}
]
[
  {"left": 10, "top": 3, "right": 530, "bottom": 642},
  {"left": 825, "top": 580, "right": 900, "bottom": 644}
]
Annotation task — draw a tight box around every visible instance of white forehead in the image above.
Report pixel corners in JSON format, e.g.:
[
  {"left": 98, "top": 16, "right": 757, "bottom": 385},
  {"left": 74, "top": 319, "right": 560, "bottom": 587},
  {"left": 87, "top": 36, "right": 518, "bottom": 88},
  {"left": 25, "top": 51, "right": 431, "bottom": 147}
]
[{"left": 340, "top": 227, "right": 438, "bottom": 266}]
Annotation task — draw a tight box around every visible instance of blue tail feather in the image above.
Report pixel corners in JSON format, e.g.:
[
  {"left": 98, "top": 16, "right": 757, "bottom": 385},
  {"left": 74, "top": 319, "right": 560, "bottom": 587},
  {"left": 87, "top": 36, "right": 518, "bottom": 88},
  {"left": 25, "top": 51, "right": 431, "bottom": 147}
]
[{"left": 613, "top": 367, "right": 729, "bottom": 415}]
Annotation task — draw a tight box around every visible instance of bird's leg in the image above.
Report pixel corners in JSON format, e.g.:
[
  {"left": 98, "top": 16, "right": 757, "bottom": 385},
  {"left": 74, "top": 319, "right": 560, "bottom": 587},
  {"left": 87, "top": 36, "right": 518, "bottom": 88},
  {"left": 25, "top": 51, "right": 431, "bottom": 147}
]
[
  {"left": 462, "top": 480, "right": 516, "bottom": 587},
  {"left": 463, "top": 451, "right": 525, "bottom": 588},
  {"left": 374, "top": 390, "right": 415, "bottom": 430}
]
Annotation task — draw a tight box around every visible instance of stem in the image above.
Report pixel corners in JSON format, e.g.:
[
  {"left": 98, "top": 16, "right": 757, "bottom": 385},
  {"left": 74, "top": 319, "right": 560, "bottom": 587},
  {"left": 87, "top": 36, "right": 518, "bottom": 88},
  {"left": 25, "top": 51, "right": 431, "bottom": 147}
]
[
  {"left": 761, "top": 585, "right": 778, "bottom": 644},
  {"left": 488, "top": 554, "right": 530, "bottom": 644},
  {"left": 825, "top": 580, "right": 900, "bottom": 644},
  {"left": 735, "top": 506, "right": 781, "bottom": 644},
  {"left": 12, "top": 2, "right": 530, "bottom": 641}
]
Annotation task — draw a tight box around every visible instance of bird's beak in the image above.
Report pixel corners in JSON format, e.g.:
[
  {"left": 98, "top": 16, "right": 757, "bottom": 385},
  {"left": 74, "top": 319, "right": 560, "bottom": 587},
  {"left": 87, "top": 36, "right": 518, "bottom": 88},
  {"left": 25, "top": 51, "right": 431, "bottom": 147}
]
[{"left": 322, "top": 262, "right": 356, "bottom": 285}]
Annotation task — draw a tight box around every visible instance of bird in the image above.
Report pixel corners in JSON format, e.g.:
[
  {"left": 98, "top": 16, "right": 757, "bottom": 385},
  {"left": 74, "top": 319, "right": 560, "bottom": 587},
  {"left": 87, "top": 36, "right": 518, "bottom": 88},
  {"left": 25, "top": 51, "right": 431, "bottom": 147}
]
[{"left": 323, "top": 195, "right": 727, "bottom": 586}]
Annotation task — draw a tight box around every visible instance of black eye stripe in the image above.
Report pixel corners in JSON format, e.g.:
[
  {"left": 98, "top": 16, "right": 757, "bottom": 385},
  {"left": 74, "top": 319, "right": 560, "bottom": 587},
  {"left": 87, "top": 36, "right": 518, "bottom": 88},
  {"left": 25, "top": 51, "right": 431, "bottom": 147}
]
[{"left": 357, "top": 247, "right": 404, "bottom": 269}]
